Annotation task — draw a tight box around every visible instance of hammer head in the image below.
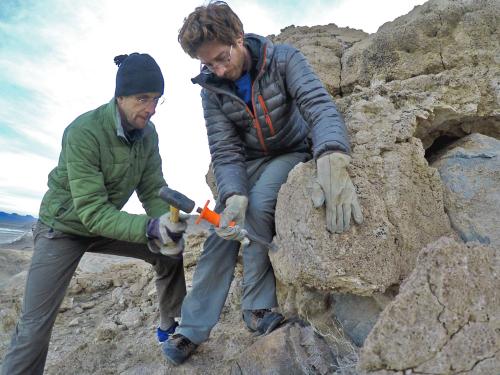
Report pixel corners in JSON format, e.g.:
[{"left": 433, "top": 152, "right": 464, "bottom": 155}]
[{"left": 158, "top": 186, "right": 196, "bottom": 213}]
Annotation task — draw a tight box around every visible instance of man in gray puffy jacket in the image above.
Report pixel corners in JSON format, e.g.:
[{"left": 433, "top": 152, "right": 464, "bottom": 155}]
[{"left": 163, "top": 1, "right": 363, "bottom": 365}]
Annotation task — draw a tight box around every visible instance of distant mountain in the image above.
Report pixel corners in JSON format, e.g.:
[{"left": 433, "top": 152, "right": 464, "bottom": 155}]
[{"left": 0, "top": 212, "right": 37, "bottom": 228}]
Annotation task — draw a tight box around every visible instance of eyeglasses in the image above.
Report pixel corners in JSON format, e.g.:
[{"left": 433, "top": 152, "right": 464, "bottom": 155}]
[
  {"left": 200, "top": 45, "right": 233, "bottom": 74},
  {"left": 135, "top": 96, "right": 165, "bottom": 106}
]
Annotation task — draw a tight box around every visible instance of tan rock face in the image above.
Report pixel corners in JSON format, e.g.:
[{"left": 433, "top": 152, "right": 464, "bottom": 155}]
[
  {"left": 337, "top": 66, "right": 500, "bottom": 151},
  {"left": 341, "top": 0, "right": 500, "bottom": 95},
  {"left": 272, "top": 3, "right": 500, "bottom": 160},
  {"left": 358, "top": 237, "right": 500, "bottom": 373},
  {"left": 271, "top": 24, "right": 368, "bottom": 96},
  {"left": 273, "top": 137, "right": 451, "bottom": 295},
  {"left": 184, "top": 231, "right": 208, "bottom": 268},
  {"left": 268, "top": 5, "right": 500, "bottom": 371},
  {"left": 273, "top": 0, "right": 499, "bottom": 299}
]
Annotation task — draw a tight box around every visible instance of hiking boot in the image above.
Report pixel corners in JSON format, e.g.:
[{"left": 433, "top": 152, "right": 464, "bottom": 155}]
[
  {"left": 242, "top": 309, "right": 285, "bottom": 335},
  {"left": 162, "top": 333, "right": 198, "bottom": 366},
  {"left": 156, "top": 321, "right": 178, "bottom": 344}
]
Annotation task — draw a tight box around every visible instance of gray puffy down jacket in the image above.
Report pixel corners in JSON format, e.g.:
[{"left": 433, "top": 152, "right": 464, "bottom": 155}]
[{"left": 192, "top": 34, "right": 350, "bottom": 204}]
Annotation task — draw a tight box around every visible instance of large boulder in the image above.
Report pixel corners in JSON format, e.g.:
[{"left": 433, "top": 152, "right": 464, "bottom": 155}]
[
  {"left": 272, "top": 0, "right": 499, "bottom": 298},
  {"left": 431, "top": 133, "right": 500, "bottom": 247},
  {"left": 358, "top": 236, "right": 500, "bottom": 374},
  {"left": 273, "top": 137, "right": 452, "bottom": 295}
]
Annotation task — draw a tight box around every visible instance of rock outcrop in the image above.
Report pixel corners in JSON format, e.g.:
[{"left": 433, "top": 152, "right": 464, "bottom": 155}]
[
  {"left": 230, "top": 322, "right": 340, "bottom": 375},
  {"left": 272, "top": 0, "right": 498, "bottom": 306},
  {"left": 432, "top": 133, "right": 500, "bottom": 247},
  {"left": 273, "top": 148, "right": 451, "bottom": 295},
  {"left": 340, "top": 0, "right": 500, "bottom": 97},
  {"left": 271, "top": 0, "right": 499, "bottom": 372},
  {"left": 358, "top": 237, "right": 500, "bottom": 374},
  {"left": 271, "top": 24, "right": 368, "bottom": 96}
]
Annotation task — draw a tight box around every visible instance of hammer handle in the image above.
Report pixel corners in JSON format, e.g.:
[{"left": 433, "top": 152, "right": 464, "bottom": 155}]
[{"left": 170, "top": 207, "right": 180, "bottom": 223}]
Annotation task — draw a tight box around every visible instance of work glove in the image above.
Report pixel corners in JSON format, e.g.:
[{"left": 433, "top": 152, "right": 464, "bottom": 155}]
[
  {"left": 147, "top": 237, "right": 185, "bottom": 258},
  {"left": 146, "top": 212, "right": 187, "bottom": 257},
  {"left": 312, "top": 152, "right": 363, "bottom": 233},
  {"left": 215, "top": 194, "right": 248, "bottom": 242}
]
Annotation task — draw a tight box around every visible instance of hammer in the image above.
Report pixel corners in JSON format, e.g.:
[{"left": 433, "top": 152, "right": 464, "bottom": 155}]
[
  {"left": 159, "top": 186, "right": 195, "bottom": 223},
  {"left": 158, "top": 186, "right": 277, "bottom": 251},
  {"left": 196, "top": 199, "right": 278, "bottom": 252}
]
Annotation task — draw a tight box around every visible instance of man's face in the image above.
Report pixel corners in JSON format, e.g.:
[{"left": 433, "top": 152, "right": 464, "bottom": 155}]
[
  {"left": 197, "top": 37, "right": 246, "bottom": 81},
  {"left": 116, "top": 92, "right": 162, "bottom": 130}
]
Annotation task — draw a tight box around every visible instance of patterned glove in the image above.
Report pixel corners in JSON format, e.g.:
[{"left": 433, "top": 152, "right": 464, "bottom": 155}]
[
  {"left": 146, "top": 212, "right": 187, "bottom": 256},
  {"left": 147, "top": 237, "right": 185, "bottom": 258}
]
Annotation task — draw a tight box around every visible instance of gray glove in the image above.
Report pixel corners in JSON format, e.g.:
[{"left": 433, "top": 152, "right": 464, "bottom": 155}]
[
  {"left": 146, "top": 212, "right": 187, "bottom": 257},
  {"left": 215, "top": 194, "right": 248, "bottom": 241},
  {"left": 147, "top": 237, "right": 185, "bottom": 258},
  {"left": 312, "top": 152, "right": 363, "bottom": 233}
]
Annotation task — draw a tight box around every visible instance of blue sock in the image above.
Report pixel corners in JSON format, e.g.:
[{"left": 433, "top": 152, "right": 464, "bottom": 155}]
[{"left": 157, "top": 321, "right": 178, "bottom": 343}]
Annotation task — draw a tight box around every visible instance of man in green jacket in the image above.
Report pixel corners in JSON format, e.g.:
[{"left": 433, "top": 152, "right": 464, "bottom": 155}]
[{"left": 1, "top": 53, "right": 186, "bottom": 375}]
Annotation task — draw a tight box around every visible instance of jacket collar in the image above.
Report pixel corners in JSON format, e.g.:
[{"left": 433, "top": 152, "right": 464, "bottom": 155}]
[{"left": 106, "top": 98, "right": 153, "bottom": 143}]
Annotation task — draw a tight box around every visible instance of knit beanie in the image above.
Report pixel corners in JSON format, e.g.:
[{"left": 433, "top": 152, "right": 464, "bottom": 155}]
[{"left": 114, "top": 53, "right": 164, "bottom": 97}]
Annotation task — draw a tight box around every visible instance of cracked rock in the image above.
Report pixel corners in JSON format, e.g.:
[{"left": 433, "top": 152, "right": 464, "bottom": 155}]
[{"left": 358, "top": 237, "right": 500, "bottom": 373}]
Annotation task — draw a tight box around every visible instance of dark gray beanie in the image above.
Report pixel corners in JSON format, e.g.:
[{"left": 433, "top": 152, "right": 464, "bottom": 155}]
[{"left": 114, "top": 53, "right": 164, "bottom": 97}]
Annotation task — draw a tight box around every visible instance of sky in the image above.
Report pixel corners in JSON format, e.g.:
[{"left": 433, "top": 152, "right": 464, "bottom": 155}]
[{"left": 0, "top": 0, "right": 426, "bottom": 217}]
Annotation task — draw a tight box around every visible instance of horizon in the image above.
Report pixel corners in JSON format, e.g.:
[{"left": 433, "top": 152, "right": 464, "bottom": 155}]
[
  {"left": 0, "top": 211, "right": 37, "bottom": 218},
  {"left": 0, "top": 0, "right": 426, "bottom": 216}
]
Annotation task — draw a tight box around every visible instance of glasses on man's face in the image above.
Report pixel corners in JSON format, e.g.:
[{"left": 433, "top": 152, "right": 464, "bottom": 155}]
[
  {"left": 200, "top": 45, "right": 233, "bottom": 74},
  {"left": 135, "top": 95, "right": 165, "bottom": 106}
]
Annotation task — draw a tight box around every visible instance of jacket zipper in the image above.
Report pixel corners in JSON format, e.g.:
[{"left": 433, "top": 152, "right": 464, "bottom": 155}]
[
  {"left": 257, "top": 95, "right": 275, "bottom": 136},
  {"left": 249, "top": 45, "right": 269, "bottom": 153},
  {"left": 249, "top": 88, "right": 268, "bottom": 154}
]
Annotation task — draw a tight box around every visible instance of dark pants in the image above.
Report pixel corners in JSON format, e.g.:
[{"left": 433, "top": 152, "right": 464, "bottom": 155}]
[{"left": 1, "top": 221, "right": 186, "bottom": 375}]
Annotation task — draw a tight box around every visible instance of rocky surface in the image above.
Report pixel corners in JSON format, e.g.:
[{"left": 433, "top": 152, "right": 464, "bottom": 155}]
[
  {"left": 274, "top": 151, "right": 451, "bottom": 295},
  {"left": 0, "top": 229, "right": 248, "bottom": 375},
  {"left": 0, "top": 233, "right": 344, "bottom": 375},
  {"left": 269, "top": 0, "right": 498, "bottom": 299},
  {"left": 358, "top": 237, "right": 500, "bottom": 374},
  {"left": 230, "top": 322, "right": 340, "bottom": 375},
  {"left": 2, "top": 0, "right": 500, "bottom": 373},
  {"left": 272, "top": 0, "right": 499, "bottom": 372},
  {"left": 431, "top": 133, "right": 500, "bottom": 247},
  {"left": 271, "top": 24, "right": 368, "bottom": 97},
  {"left": 340, "top": 0, "right": 500, "bottom": 96},
  {"left": 272, "top": 0, "right": 498, "bottom": 348},
  {"left": 0, "top": 248, "right": 31, "bottom": 289}
]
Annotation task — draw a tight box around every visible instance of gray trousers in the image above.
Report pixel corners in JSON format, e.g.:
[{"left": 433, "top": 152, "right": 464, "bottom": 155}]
[
  {"left": 1, "top": 221, "right": 186, "bottom": 375},
  {"left": 177, "top": 152, "right": 310, "bottom": 344}
]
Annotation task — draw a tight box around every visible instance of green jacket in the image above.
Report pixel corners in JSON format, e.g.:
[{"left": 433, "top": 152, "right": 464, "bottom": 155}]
[{"left": 39, "top": 98, "right": 169, "bottom": 243}]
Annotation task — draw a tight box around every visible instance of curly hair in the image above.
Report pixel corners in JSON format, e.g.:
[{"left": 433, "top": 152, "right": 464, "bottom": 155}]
[{"left": 178, "top": 1, "right": 244, "bottom": 58}]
